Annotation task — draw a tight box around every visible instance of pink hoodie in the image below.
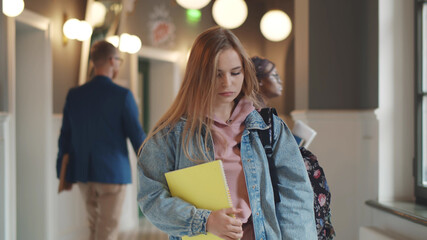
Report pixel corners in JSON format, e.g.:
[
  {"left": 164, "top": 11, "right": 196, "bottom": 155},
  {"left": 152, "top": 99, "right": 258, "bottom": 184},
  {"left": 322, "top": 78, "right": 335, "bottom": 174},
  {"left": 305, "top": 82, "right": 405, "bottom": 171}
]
[{"left": 211, "top": 98, "right": 255, "bottom": 223}]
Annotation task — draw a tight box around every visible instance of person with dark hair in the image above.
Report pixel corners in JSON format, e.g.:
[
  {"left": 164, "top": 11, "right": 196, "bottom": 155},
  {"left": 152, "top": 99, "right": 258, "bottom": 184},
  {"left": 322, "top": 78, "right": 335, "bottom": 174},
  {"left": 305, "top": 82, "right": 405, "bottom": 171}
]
[
  {"left": 56, "top": 40, "right": 145, "bottom": 240},
  {"left": 137, "top": 26, "right": 316, "bottom": 240},
  {"left": 251, "top": 56, "right": 283, "bottom": 105},
  {"left": 251, "top": 56, "right": 336, "bottom": 240}
]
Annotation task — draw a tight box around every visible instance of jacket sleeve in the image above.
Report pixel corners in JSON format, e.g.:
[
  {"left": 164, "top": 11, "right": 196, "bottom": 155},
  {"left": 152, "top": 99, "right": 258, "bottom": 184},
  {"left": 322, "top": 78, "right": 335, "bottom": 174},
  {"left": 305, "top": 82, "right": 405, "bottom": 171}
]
[
  {"left": 137, "top": 131, "right": 211, "bottom": 237},
  {"left": 272, "top": 115, "right": 317, "bottom": 239},
  {"left": 56, "top": 91, "right": 72, "bottom": 179},
  {"left": 122, "top": 91, "right": 146, "bottom": 154}
]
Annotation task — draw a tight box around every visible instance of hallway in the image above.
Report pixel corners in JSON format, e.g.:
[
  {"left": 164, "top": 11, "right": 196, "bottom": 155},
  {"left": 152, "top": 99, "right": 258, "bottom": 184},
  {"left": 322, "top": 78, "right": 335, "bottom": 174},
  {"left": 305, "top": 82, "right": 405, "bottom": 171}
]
[{"left": 119, "top": 218, "right": 168, "bottom": 240}]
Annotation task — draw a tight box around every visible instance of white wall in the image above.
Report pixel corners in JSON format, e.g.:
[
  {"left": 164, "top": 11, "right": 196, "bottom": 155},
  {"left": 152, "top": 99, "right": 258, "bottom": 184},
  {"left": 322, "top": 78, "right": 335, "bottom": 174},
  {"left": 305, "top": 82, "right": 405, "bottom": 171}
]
[
  {"left": 149, "top": 60, "right": 178, "bottom": 129},
  {"left": 52, "top": 115, "right": 89, "bottom": 240},
  {"left": 377, "top": 0, "right": 415, "bottom": 202},
  {"left": 0, "top": 8, "right": 8, "bottom": 111},
  {"left": 15, "top": 18, "right": 53, "bottom": 240},
  {"left": 357, "top": 0, "right": 427, "bottom": 238},
  {"left": 365, "top": 208, "right": 427, "bottom": 240},
  {"left": 0, "top": 113, "right": 11, "bottom": 240},
  {"left": 3, "top": 9, "right": 54, "bottom": 240},
  {"left": 134, "top": 46, "right": 182, "bottom": 131},
  {"left": 293, "top": 1, "right": 427, "bottom": 239},
  {"left": 294, "top": 0, "right": 309, "bottom": 110},
  {"left": 292, "top": 110, "right": 378, "bottom": 240},
  {"left": 359, "top": 226, "right": 402, "bottom": 240}
]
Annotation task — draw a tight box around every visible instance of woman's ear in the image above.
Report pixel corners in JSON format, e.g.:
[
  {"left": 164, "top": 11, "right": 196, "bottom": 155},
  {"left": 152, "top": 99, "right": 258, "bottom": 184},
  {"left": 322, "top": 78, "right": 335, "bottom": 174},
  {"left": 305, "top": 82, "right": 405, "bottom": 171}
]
[{"left": 259, "top": 81, "right": 263, "bottom": 86}]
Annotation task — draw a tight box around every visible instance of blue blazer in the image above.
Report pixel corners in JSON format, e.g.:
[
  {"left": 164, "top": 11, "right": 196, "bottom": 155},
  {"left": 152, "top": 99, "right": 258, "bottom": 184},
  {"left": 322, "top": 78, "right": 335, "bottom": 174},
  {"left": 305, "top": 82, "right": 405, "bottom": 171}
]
[{"left": 56, "top": 75, "right": 146, "bottom": 184}]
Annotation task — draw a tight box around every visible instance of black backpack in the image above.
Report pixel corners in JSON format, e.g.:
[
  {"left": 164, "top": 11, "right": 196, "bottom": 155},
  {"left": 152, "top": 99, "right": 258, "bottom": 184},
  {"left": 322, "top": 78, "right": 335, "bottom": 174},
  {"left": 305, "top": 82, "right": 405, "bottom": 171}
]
[{"left": 257, "top": 108, "right": 335, "bottom": 240}]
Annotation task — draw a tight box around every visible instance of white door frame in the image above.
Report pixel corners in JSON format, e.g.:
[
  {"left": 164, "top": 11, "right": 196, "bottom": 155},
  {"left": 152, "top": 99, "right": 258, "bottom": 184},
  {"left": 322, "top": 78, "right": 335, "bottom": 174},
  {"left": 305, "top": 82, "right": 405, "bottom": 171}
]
[
  {"left": 120, "top": 46, "right": 181, "bottom": 229},
  {"left": 131, "top": 45, "right": 182, "bottom": 100},
  {"left": 6, "top": 9, "right": 53, "bottom": 240}
]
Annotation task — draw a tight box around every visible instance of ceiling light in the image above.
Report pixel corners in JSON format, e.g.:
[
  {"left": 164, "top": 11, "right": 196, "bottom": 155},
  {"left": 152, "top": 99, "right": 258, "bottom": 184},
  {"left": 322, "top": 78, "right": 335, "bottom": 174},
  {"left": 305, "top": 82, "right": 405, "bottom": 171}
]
[
  {"left": 87, "top": 1, "right": 107, "bottom": 27},
  {"left": 260, "top": 10, "right": 292, "bottom": 42},
  {"left": 2, "top": 0, "right": 25, "bottom": 17},
  {"left": 212, "top": 0, "right": 247, "bottom": 29},
  {"left": 176, "top": 0, "right": 210, "bottom": 10}
]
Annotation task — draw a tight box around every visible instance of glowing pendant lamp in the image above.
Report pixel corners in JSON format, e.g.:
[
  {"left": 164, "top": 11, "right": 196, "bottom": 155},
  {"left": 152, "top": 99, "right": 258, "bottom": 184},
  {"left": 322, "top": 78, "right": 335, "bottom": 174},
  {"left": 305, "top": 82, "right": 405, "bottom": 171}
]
[
  {"left": 3, "top": 0, "right": 25, "bottom": 17},
  {"left": 260, "top": 10, "right": 292, "bottom": 42},
  {"left": 176, "top": 0, "right": 210, "bottom": 10},
  {"left": 212, "top": 0, "right": 247, "bottom": 29}
]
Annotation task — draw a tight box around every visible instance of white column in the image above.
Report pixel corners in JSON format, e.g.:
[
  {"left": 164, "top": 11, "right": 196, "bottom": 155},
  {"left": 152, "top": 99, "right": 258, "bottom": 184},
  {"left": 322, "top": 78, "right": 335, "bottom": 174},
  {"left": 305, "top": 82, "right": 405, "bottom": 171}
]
[
  {"left": 377, "top": 0, "right": 414, "bottom": 201},
  {"left": 0, "top": 113, "right": 11, "bottom": 240},
  {"left": 294, "top": 0, "right": 309, "bottom": 110}
]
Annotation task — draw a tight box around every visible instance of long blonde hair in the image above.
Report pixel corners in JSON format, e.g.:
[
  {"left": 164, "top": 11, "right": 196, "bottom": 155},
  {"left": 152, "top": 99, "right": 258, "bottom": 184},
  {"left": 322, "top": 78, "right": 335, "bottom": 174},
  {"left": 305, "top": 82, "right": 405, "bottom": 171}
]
[{"left": 140, "top": 26, "right": 261, "bottom": 162}]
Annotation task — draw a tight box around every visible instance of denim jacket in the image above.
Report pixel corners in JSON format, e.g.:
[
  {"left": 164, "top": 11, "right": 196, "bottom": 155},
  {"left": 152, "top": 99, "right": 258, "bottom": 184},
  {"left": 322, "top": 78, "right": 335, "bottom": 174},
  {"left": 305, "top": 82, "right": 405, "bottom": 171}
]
[{"left": 137, "top": 110, "right": 317, "bottom": 240}]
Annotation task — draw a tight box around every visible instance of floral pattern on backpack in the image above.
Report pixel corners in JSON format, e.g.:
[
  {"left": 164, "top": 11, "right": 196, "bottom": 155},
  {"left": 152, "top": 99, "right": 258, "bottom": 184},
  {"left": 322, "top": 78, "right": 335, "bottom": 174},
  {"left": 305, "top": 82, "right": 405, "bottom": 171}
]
[{"left": 300, "top": 147, "right": 335, "bottom": 240}]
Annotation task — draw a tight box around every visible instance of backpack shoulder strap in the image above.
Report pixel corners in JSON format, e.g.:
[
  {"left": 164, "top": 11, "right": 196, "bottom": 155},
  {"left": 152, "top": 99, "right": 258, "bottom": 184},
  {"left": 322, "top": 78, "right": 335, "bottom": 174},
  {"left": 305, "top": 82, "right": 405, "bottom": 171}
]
[
  {"left": 257, "top": 108, "right": 272, "bottom": 150},
  {"left": 257, "top": 108, "right": 280, "bottom": 203}
]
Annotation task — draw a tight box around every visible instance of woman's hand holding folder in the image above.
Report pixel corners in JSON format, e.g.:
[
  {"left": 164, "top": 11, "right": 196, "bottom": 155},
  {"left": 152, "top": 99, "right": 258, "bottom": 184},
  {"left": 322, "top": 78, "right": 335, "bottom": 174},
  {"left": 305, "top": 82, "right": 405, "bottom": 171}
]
[{"left": 206, "top": 208, "right": 243, "bottom": 240}]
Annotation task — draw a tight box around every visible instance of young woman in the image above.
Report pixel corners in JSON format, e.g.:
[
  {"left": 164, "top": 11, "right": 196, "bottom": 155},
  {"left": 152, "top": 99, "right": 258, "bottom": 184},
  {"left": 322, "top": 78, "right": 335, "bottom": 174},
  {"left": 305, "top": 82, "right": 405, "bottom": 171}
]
[
  {"left": 251, "top": 56, "right": 283, "bottom": 104},
  {"left": 137, "top": 26, "right": 317, "bottom": 240},
  {"left": 251, "top": 56, "right": 335, "bottom": 240}
]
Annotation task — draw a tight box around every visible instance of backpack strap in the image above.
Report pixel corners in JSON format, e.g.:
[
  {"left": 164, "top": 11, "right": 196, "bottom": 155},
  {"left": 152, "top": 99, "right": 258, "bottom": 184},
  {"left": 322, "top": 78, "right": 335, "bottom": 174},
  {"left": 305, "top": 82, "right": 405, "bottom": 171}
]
[{"left": 257, "top": 108, "right": 280, "bottom": 203}]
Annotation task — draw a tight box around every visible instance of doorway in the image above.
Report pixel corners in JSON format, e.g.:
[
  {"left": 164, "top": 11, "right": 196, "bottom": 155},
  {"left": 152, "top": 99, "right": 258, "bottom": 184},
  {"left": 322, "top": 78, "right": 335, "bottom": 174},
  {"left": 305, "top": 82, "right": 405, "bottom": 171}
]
[
  {"left": 134, "top": 46, "right": 181, "bottom": 131},
  {"left": 128, "top": 46, "right": 181, "bottom": 223},
  {"left": 12, "top": 10, "right": 53, "bottom": 240}
]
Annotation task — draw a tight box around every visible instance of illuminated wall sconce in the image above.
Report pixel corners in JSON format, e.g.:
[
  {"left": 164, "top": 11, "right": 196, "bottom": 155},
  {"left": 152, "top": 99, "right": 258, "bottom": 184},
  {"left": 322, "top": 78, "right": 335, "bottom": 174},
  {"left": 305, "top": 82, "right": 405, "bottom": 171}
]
[
  {"left": 212, "top": 0, "right": 247, "bottom": 29},
  {"left": 260, "top": 10, "right": 292, "bottom": 42},
  {"left": 63, "top": 18, "right": 93, "bottom": 41},
  {"left": 2, "top": 0, "right": 25, "bottom": 17},
  {"left": 106, "top": 35, "right": 120, "bottom": 48},
  {"left": 119, "top": 33, "right": 141, "bottom": 54},
  {"left": 106, "top": 33, "right": 141, "bottom": 54},
  {"left": 176, "top": 0, "right": 210, "bottom": 10}
]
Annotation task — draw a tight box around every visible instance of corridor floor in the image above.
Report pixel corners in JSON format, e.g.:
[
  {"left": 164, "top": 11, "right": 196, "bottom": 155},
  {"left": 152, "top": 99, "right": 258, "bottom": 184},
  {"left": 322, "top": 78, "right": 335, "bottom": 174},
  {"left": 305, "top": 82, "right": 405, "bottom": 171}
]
[{"left": 119, "top": 218, "right": 168, "bottom": 240}]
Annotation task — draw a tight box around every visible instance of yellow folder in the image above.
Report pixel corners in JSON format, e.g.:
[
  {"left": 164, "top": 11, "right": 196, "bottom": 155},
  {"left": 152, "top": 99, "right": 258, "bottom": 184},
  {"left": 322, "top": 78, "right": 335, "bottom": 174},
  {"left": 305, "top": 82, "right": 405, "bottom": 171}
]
[{"left": 165, "top": 160, "right": 233, "bottom": 240}]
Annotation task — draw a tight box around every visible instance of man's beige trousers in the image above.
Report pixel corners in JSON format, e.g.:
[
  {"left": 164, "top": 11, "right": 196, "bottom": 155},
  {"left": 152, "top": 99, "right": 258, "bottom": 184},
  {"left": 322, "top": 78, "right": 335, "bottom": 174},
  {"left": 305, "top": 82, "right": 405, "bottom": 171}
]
[{"left": 78, "top": 182, "right": 126, "bottom": 240}]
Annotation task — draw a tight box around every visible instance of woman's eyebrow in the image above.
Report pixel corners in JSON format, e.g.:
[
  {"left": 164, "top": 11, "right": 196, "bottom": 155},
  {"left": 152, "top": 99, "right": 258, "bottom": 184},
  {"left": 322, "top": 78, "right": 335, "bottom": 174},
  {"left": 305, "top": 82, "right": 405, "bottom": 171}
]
[{"left": 217, "top": 66, "right": 242, "bottom": 72}]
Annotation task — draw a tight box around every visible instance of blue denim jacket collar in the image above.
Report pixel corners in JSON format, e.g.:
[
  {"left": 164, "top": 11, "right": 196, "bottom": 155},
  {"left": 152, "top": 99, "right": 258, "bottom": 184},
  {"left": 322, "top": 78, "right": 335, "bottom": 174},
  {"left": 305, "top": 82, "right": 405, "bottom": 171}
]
[{"left": 244, "top": 110, "right": 270, "bottom": 131}]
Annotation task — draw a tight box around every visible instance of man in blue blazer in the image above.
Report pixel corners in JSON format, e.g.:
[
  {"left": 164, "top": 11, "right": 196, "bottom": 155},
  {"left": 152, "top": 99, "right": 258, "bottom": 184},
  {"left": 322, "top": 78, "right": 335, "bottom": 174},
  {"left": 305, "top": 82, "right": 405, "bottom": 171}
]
[{"left": 56, "top": 40, "right": 146, "bottom": 240}]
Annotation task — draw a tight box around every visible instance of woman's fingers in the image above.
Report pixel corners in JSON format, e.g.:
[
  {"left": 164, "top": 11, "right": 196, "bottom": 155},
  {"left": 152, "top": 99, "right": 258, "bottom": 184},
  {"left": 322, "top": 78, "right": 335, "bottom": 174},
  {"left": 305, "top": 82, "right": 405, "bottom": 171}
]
[
  {"left": 229, "top": 217, "right": 243, "bottom": 227},
  {"left": 227, "top": 224, "right": 242, "bottom": 232},
  {"left": 223, "top": 230, "right": 244, "bottom": 240},
  {"left": 206, "top": 208, "right": 244, "bottom": 240},
  {"left": 224, "top": 207, "right": 242, "bottom": 216}
]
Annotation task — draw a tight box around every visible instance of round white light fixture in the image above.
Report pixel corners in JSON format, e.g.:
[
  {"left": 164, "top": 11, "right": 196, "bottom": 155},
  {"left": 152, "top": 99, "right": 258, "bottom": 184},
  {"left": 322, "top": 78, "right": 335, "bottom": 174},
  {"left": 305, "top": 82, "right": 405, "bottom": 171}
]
[
  {"left": 63, "top": 19, "right": 93, "bottom": 41},
  {"left": 106, "top": 34, "right": 141, "bottom": 54},
  {"left": 177, "top": 0, "right": 210, "bottom": 10},
  {"left": 212, "top": 0, "right": 247, "bottom": 29},
  {"left": 63, "top": 18, "right": 81, "bottom": 39},
  {"left": 2, "top": 0, "right": 25, "bottom": 17},
  {"left": 88, "top": 1, "right": 107, "bottom": 27},
  {"left": 117, "top": 33, "right": 142, "bottom": 54},
  {"left": 106, "top": 35, "right": 120, "bottom": 48},
  {"left": 77, "top": 21, "right": 93, "bottom": 41},
  {"left": 126, "top": 34, "right": 142, "bottom": 54},
  {"left": 260, "top": 10, "right": 292, "bottom": 42}
]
